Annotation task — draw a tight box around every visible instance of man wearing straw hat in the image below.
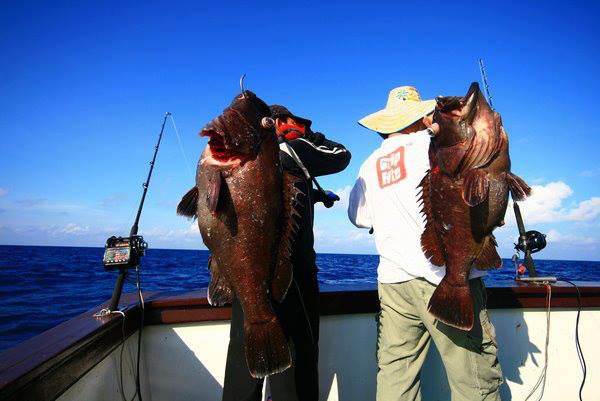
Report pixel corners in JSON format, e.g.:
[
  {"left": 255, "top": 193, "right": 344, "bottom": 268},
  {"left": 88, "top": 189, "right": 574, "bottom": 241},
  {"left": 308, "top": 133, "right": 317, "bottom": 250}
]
[{"left": 348, "top": 86, "right": 503, "bottom": 401}]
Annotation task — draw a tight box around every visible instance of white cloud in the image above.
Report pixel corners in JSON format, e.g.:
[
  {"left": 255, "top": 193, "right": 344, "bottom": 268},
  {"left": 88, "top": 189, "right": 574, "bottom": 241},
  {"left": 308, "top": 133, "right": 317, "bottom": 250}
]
[
  {"left": 55, "top": 223, "right": 90, "bottom": 235},
  {"left": 546, "top": 229, "right": 599, "bottom": 246},
  {"left": 100, "top": 192, "right": 128, "bottom": 208},
  {"left": 580, "top": 168, "right": 600, "bottom": 178},
  {"left": 507, "top": 181, "right": 600, "bottom": 225},
  {"left": 0, "top": 188, "right": 7, "bottom": 197},
  {"left": 143, "top": 222, "right": 201, "bottom": 243},
  {"left": 7, "top": 223, "right": 92, "bottom": 237},
  {"left": 314, "top": 185, "right": 352, "bottom": 212},
  {"left": 313, "top": 226, "right": 376, "bottom": 254},
  {"left": 335, "top": 185, "right": 352, "bottom": 210}
]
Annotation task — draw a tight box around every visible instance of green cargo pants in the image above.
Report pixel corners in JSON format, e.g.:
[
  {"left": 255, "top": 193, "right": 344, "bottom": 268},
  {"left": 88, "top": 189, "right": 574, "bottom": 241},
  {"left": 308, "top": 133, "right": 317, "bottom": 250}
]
[{"left": 376, "top": 278, "right": 503, "bottom": 401}]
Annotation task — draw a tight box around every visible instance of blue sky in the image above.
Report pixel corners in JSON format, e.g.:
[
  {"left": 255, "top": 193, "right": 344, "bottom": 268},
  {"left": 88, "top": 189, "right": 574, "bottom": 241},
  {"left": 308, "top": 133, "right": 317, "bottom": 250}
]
[{"left": 1, "top": 1, "right": 599, "bottom": 260}]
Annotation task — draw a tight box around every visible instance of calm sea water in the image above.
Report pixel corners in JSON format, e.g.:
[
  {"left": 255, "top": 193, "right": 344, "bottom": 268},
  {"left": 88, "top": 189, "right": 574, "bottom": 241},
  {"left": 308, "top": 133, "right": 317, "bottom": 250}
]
[{"left": 1, "top": 245, "right": 599, "bottom": 352}]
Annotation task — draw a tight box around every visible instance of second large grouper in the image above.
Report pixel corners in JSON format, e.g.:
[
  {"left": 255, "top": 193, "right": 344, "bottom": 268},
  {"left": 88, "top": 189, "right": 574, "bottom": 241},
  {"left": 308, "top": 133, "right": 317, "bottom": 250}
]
[
  {"left": 177, "top": 90, "right": 304, "bottom": 378},
  {"left": 420, "top": 82, "right": 531, "bottom": 330}
]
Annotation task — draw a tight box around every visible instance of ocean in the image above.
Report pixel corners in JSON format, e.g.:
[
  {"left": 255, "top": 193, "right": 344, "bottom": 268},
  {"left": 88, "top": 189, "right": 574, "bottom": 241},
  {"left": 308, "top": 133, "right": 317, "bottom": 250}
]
[{"left": 1, "top": 245, "right": 599, "bottom": 352}]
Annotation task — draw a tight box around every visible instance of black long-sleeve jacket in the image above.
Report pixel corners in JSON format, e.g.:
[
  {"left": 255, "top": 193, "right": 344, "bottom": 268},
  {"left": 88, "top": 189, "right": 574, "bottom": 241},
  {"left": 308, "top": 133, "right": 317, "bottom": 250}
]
[{"left": 279, "top": 131, "right": 351, "bottom": 276}]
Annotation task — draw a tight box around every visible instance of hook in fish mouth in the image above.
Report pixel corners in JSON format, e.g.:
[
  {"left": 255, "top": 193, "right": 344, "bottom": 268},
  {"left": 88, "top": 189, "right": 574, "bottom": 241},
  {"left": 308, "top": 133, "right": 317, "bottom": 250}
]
[{"left": 239, "top": 73, "right": 247, "bottom": 99}]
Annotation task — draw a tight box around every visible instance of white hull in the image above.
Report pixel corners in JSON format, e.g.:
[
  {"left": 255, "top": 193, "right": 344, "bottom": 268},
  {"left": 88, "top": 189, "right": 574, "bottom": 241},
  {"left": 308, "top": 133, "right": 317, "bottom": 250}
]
[{"left": 58, "top": 307, "right": 599, "bottom": 401}]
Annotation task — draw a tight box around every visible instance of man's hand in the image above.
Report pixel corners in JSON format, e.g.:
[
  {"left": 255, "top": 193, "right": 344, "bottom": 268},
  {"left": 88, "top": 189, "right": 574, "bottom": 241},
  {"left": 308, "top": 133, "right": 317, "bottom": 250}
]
[
  {"left": 422, "top": 115, "right": 440, "bottom": 137},
  {"left": 313, "top": 189, "right": 339, "bottom": 208},
  {"left": 427, "top": 123, "right": 440, "bottom": 136}
]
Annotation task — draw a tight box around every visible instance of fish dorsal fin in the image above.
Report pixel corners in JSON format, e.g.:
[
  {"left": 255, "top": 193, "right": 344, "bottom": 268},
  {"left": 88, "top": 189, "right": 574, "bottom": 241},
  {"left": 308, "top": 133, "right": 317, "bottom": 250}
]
[
  {"left": 271, "top": 171, "right": 305, "bottom": 302},
  {"left": 418, "top": 170, "right": 446, "bottom": 266},
  {"left": 177, "top": 186, "right": 199, "bottom": 218}
]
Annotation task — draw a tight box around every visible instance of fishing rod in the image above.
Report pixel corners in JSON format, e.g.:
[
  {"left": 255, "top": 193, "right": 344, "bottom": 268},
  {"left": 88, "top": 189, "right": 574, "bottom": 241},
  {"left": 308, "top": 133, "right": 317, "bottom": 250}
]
[
  {"left": 102, "top": 111, "right": 170, "bottom": 312},
  {"left": 478, "top": 59, "right": 494, "bottom": 110},
  {"left": 478, "top": 59, "right": 552, "bottom": 281},
  {"left": 277, "top": 133, "right": 339, "bottom": 209},
  {"left": 242, "top": 74, "right": 339, "bottom": 210},
  {"left": 95, "top": 112, "right": 171, "bottom": 401},
  {"left": 478, "top": 61, "right": 590, "bottom": 401}
]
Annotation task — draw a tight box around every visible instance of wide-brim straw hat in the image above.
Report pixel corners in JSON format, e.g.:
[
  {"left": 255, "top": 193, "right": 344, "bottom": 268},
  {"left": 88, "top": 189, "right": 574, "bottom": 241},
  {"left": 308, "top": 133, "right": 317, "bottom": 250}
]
[
  {"left": 358, "top": 86, "right": 435, "bottom": 134},
  {"left": 269, "top": 105, "right": 312, "bottom": 129}
]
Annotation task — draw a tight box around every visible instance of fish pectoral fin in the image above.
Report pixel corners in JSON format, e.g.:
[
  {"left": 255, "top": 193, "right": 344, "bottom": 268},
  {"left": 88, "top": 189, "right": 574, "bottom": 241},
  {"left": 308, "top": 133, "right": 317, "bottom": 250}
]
[
  {"left": 177, "top": 186, "right": 199, "bottom": 218},
  {"left": 207, "top": 255, "right": 233, "bottom": 306},
  {"left": 271, "top": 172, "right": 305, "bottom": 302},
  {"left": 207, "top": 170, "right": 224, "bottom": 214},
  {"left": 506, "top": 172, "right": 531, "bottom": 201},
  {"left": 418, "top": 171, "right": 446, "bottom": 266},
  {"left": 462, "top": 169, "right": 489, "bottom": 207},
  {"left": 473, "top": 235, "right": 502, "bottom": 270}
]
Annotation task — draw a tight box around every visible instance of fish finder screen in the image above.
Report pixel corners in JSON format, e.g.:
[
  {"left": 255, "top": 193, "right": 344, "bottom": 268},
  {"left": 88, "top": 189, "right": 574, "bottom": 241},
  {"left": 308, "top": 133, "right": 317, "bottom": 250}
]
[{"left": 103, "top": 246, "right": 131, "bottom": 265}]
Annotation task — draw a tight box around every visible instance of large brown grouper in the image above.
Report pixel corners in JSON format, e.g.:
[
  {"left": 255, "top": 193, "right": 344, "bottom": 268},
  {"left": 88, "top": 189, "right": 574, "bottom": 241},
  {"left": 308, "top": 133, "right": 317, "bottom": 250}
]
[
  {"left": 420, "top": 82, "right": 531, "bottom": 330},
  {"left": 177, "top": 90, "right": 303, "bottom": 378}
]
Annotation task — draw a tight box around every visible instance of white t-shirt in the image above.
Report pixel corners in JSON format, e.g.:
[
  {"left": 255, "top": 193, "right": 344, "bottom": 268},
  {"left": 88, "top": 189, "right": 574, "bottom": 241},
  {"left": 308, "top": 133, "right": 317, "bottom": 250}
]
[{"left": 347, "top": 129, "right": 485, "bottom": 285}]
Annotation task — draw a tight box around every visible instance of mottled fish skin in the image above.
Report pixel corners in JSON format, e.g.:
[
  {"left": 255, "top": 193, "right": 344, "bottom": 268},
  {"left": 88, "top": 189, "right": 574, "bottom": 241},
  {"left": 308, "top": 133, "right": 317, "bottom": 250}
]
[
  {"left": 178, "top": 91, "right": 292, "bottom": 378},
  {"left": 420, "top": 82, "right": 531, "bottom": 330}
]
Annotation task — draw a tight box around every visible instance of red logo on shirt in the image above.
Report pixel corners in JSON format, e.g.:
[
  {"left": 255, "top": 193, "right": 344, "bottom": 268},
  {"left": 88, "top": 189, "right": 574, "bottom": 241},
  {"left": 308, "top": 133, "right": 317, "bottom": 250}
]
[{"left": 377, "top": 146, "right": 406, "bottom": 188}]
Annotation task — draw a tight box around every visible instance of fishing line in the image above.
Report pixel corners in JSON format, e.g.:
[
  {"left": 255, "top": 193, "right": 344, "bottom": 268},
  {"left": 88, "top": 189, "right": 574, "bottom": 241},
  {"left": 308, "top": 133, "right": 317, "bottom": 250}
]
[
  {"left": 107, "top": 310, "right": 128, "bottom": 401},
  {"left": 94, "top": 307, "right": 135, "bottom": 401},
  {"left": 169, "top": 114, "right": 194, "bottom": 178},
  {"left": 133, "top": 265, "right": 145, "bottom": 401},
  {"left": 292, "top": 278, "right": 315, "bottom": 345},
  {"left": 524, "top": 283, "right": 552, "bottom": 401},
  {"left": 559, "top": 280, "right": 587, "bottom": 401}
]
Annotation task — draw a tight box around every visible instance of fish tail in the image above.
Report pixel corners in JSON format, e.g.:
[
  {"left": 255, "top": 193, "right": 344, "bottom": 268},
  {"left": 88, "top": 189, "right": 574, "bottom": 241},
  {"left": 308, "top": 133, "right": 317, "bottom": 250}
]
[
  {"left": 244, "top": 317, "right": 292, "bottom": 378},
  {"left": 428, "top": 276, "right": 474, "bottom": 331}
]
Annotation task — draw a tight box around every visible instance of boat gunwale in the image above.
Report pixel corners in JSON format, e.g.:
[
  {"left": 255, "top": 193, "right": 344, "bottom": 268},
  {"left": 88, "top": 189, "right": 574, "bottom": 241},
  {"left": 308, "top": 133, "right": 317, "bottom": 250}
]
[{"left": 1, "top": 282, "right": 599, "bottom": 401}]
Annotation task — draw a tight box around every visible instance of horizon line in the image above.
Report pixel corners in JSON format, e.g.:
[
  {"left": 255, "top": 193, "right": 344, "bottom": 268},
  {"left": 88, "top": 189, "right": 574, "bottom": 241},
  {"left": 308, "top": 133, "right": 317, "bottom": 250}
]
[{"left": 0, "top": 243, "right": 598, "bottom": 263}]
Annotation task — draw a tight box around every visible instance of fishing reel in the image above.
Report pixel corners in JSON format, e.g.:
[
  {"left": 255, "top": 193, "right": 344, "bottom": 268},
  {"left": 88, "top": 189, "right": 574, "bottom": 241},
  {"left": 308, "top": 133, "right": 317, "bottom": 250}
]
[
  {"left": 103, "top": 235, "right": 148, "bottom": 271},
  {"left": 515, "top": 230, "right": 547, "bottom": 254},
  {"left": 512, "top": 202, "right": 555, "bottom": 282}
]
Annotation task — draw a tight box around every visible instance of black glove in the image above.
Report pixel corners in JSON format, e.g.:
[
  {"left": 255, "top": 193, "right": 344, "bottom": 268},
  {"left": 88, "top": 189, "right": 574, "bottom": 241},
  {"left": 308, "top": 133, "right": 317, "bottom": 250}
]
[{"left": 312, "top": 188, "right": 340, "bottom": 208}]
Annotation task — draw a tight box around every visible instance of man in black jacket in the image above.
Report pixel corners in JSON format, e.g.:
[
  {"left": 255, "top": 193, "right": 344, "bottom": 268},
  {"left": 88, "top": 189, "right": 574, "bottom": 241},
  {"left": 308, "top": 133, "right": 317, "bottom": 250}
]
[{"left": 221, "top": 105, "right": 351, "bottom": 401}]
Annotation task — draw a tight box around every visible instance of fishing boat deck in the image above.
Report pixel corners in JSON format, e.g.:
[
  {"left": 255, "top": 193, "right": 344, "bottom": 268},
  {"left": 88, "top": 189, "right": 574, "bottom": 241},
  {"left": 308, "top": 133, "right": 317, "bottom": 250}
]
[{"left": 1, "top": 282, "right": 599, "bottom": 401}]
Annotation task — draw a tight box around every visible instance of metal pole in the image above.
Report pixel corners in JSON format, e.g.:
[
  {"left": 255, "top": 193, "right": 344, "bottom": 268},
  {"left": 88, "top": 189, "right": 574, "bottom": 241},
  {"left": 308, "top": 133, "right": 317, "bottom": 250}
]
[
  {"left": 108, "top": 268, "right": 128, "bottom": 311},
  {"left": 513, "top": 202, "right": 538, "bottom": 277},
  {"left": 130, "top": 112, "right": 171, "bottom": 237}
]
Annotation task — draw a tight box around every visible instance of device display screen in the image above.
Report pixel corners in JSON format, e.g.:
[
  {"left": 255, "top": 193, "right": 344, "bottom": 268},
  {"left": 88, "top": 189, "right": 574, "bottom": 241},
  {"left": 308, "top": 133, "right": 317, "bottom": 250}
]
[{"left": 103, "top": 244, "right": 131, "bottom": 266}]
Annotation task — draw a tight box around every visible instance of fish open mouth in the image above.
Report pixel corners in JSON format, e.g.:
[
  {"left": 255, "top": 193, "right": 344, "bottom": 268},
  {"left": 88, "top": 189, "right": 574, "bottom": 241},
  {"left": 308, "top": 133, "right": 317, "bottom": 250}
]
[{"left": 202, "top": 129, "right": 247, "bottom": 165}]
